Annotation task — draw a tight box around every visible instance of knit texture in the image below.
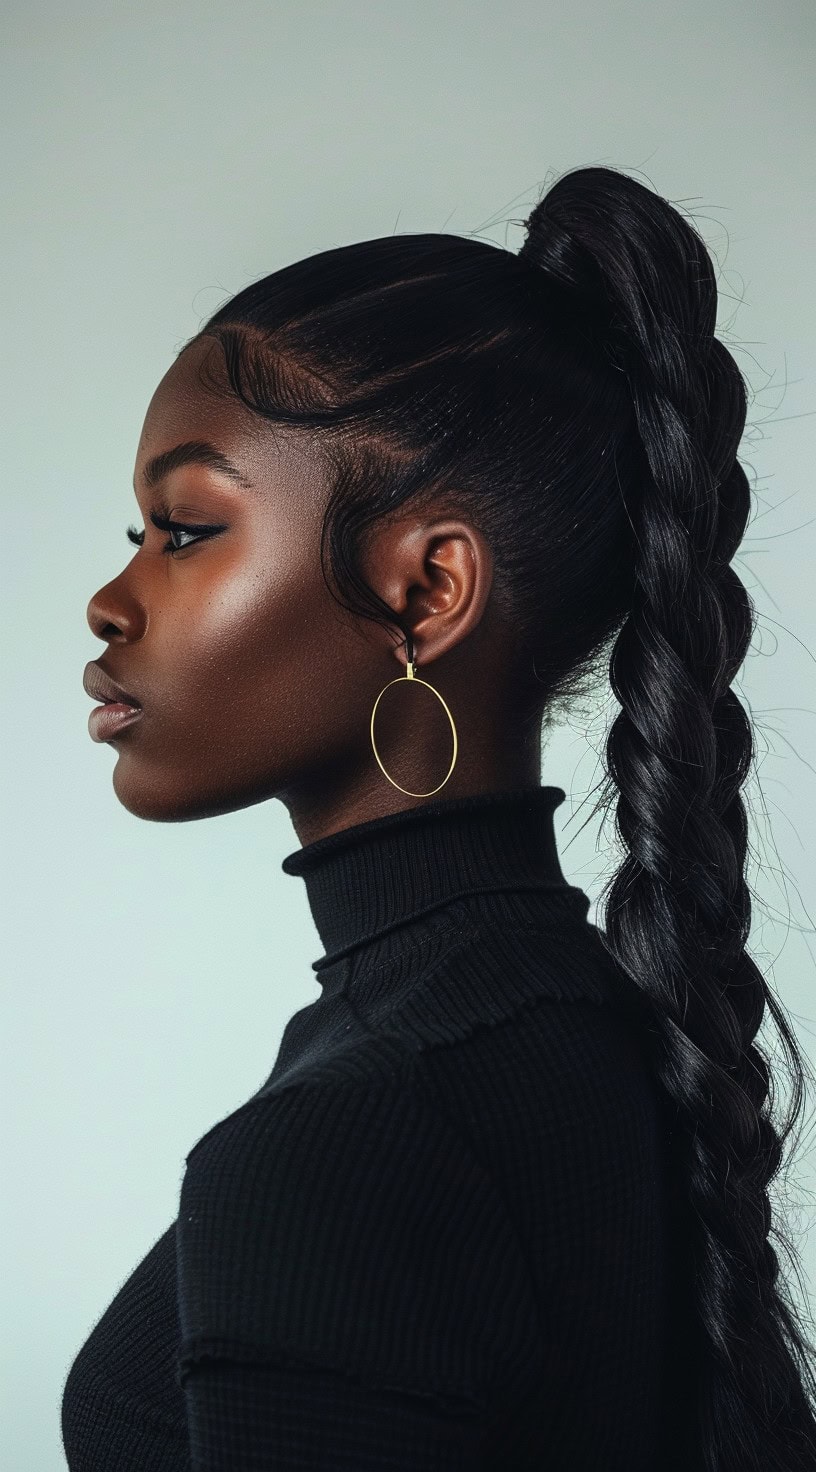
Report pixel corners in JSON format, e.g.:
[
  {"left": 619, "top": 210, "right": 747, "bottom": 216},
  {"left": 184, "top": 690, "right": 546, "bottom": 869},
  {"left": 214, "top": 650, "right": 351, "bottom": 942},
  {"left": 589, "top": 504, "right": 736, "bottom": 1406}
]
[{"left": 61, "top": 783, "right": 691, "bottom": 1470}]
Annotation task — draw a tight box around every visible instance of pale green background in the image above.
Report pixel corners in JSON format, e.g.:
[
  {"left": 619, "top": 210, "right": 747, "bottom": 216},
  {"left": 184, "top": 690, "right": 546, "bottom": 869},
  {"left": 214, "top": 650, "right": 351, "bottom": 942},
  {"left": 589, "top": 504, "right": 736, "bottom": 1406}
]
[{"left": 3, "top": 2, "right": 816, "bottom": 1466}]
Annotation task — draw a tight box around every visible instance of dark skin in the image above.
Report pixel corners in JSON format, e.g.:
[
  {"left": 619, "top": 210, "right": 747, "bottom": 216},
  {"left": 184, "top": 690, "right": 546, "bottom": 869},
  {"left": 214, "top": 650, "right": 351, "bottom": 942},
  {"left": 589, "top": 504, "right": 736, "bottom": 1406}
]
[{"left": 86, "top": 335, "right": 543, "bottom": 846}]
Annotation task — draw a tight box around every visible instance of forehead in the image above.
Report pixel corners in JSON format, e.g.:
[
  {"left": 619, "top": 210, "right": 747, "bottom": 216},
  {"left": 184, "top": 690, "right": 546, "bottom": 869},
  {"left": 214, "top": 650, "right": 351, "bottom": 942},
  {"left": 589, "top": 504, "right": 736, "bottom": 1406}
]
[
  {"left": 134, "top": 334, "right": 329, "bottom": 511},
  {"left": 138, "top": 337, "right": 256, "bottom": 449}
]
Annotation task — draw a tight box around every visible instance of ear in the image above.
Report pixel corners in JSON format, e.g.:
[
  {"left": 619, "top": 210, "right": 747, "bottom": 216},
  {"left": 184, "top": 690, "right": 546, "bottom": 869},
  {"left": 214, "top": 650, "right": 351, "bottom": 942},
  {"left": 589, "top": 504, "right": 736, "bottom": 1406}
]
[{"left": 360, "top": 515, "right": 495, "bottom": 669}]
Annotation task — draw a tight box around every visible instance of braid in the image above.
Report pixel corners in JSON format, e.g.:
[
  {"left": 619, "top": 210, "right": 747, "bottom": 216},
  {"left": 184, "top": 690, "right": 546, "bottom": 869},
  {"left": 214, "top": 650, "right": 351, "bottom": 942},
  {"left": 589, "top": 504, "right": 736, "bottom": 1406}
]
[{"left": 522, "top": 167, "right": 816, "bottom": 1469}]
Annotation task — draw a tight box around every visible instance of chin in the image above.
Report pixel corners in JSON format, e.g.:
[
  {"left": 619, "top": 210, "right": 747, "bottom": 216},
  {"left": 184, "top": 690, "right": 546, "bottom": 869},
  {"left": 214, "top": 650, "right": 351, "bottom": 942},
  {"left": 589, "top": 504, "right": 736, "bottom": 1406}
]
[
  {"left": 110, "top": 766, "right": 209, "bottom": 823},
  {"left": 110, "top": 764, "right": 277, "bottom": 824}
]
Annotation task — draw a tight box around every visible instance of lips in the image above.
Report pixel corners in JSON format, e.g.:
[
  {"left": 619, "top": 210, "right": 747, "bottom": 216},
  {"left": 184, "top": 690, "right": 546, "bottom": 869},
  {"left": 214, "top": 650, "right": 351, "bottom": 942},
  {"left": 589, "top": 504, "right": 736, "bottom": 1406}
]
[{"left": 83, "top": 661, "right": 142, "bottom": 709}]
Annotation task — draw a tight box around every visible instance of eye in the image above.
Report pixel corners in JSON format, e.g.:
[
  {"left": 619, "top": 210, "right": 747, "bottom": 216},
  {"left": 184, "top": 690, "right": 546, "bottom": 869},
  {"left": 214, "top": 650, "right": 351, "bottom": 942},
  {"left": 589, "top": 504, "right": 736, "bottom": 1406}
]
[{"left": 126, "top": 511, "right": 226, "bottom": 556}]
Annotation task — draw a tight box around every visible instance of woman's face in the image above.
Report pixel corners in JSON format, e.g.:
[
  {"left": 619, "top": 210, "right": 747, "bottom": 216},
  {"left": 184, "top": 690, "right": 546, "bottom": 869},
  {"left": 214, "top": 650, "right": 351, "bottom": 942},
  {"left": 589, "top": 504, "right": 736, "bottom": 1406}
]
[
  {"left": 86, "top": 334, "right": 391, "bottom": 836},
  {"left": 85, "top": 335, "right": 500, "bottom": 841}
]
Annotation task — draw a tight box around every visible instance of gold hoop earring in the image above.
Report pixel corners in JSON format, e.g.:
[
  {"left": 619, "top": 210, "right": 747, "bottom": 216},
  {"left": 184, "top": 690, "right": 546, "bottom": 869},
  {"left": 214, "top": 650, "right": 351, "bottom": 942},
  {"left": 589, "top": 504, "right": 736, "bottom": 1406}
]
[{"left": 369, "top": 634, "right": 458, "bottom": 798}]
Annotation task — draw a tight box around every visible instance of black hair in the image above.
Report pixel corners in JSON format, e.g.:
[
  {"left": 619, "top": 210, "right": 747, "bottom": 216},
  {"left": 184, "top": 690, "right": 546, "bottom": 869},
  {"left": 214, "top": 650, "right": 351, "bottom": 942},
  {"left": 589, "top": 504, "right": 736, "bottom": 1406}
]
[{"left": 183, "top": 163, "right": 816, "bottom": 1468}]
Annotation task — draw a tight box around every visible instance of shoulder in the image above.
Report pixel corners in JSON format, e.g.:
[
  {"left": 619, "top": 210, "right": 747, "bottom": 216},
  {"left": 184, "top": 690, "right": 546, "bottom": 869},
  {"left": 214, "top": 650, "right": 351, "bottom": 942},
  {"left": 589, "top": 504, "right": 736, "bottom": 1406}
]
[{"left": 177, "top": 1071, "right": 540, "bottom": 1402}]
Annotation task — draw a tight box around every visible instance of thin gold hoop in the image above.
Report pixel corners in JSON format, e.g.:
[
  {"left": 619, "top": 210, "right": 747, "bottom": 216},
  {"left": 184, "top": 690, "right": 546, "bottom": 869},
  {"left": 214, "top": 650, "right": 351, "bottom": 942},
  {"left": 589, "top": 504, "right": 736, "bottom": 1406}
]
[{"left": 369, "top": 636, "right": 458, "bottom": 798}]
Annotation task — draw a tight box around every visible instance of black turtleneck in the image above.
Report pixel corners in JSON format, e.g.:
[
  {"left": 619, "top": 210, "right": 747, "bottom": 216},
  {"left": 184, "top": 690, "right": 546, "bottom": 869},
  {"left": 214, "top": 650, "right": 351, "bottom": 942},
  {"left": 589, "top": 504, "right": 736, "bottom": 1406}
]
[
  {"left": 61, "top": 784, "right": 683, "bottom": 1472},
  {"left": 280, "top": 783, "right": 575, "bottom": 968}
]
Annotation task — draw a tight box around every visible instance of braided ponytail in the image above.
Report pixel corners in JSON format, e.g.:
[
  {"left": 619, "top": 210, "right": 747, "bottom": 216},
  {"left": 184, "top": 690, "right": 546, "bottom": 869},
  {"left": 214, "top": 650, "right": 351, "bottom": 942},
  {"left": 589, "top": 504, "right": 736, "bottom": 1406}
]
[{"left": 521, "top": 167, "right": 816, "bottom": 1469}]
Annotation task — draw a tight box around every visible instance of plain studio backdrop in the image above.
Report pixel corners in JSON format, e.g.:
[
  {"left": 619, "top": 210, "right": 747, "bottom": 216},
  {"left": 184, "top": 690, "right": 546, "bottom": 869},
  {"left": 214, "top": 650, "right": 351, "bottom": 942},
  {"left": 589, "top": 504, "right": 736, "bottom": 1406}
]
[{"left": 2, "top": 1, "right": 815, "bottom": 1465}]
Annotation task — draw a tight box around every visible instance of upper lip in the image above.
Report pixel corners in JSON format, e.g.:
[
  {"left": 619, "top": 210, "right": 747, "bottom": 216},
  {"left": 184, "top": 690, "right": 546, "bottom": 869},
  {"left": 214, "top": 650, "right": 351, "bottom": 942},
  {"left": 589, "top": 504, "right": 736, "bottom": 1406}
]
[{"left": 83, "top": 662, "right": 142, "bottom": 709}]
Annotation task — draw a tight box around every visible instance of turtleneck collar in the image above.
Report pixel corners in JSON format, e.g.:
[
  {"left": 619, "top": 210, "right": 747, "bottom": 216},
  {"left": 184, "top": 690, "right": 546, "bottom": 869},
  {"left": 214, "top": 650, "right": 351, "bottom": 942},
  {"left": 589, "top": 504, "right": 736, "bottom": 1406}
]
[{"left": 281, "top": 784, "right": 571, "bottom": 972}]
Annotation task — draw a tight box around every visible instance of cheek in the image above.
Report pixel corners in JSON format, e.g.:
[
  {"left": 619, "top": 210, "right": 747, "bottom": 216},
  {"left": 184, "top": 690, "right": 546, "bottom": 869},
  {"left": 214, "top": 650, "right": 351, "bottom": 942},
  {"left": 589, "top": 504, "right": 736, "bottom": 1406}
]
[{"left": 160, "top": 546, "right": 335, "bottom": 728}]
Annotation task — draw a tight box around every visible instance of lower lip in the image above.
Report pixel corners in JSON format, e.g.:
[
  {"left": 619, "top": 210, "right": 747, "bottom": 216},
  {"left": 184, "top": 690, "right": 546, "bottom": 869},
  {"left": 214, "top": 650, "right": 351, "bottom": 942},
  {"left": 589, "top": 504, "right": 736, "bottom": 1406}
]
[{"left": 88, "top": 703, "right": 144, "bottom": 742}]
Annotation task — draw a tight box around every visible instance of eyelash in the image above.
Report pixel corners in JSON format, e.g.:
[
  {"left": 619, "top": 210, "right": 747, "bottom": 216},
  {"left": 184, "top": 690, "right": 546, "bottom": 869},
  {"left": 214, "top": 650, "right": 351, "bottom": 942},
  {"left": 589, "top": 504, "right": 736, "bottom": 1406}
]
[{"left": 126, "top": 511, "right": 226, "bottom": 556}]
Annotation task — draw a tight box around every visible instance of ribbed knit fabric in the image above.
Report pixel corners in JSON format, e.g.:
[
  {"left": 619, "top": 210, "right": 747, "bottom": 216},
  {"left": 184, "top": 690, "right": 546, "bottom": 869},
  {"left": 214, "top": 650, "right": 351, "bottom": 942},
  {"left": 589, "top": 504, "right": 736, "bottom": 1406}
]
[{"left": 61, "top": 783, "right": 691, "bottom": 1471}]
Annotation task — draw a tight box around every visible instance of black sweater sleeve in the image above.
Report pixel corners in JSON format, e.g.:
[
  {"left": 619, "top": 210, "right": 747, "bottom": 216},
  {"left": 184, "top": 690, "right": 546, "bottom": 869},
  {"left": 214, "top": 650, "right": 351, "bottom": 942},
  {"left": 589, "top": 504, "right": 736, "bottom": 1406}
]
[{"left": 175, "top": 1074, "right": 542, "bottom": 1469}]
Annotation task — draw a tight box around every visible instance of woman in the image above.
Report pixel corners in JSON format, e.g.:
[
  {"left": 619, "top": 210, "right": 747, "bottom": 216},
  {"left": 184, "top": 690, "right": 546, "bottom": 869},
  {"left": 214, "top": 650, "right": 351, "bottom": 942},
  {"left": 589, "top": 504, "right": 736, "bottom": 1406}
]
[{"left": 62, "top": 165, "right": 816, "bottom": 1469}]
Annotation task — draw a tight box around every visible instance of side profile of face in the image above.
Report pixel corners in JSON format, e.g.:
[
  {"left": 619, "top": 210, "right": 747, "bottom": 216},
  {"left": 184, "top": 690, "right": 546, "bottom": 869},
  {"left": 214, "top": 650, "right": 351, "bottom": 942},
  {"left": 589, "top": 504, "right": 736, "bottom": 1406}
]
[{"left": 85, "top": 334, "right": 534, "bottom": 844}]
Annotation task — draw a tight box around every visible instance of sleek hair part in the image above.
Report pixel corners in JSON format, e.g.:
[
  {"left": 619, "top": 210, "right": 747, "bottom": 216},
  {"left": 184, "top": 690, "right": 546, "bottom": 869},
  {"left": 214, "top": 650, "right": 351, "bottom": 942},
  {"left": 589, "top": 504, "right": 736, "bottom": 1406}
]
[{"left": 182, "top": 164, "right": 816, "bottom": 1469}]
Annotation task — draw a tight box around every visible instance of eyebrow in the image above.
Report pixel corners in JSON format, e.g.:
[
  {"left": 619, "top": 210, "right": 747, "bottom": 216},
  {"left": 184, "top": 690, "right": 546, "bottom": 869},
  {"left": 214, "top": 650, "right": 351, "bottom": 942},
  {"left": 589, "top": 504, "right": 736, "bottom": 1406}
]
[{"left": 135, "top": 440, "right": 257, "bottom": 494}]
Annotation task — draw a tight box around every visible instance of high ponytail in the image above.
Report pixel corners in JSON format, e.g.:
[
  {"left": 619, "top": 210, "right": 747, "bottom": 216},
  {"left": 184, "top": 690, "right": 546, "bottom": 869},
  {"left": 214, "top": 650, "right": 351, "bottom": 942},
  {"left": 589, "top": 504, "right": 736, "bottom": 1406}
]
[
  {"left": 522, "top": 167, "right": 816, "bottom": 1469},
  {"left": 192, "top": 161, "right": 816, "bottom": 1467}
]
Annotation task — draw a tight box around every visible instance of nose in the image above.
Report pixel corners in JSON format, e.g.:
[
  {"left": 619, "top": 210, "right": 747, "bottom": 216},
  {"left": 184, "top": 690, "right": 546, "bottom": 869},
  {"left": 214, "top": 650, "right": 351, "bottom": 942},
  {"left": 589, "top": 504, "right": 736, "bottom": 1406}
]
[{"left": 86, "top": 580, "right": 144, "bottom": 642}]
